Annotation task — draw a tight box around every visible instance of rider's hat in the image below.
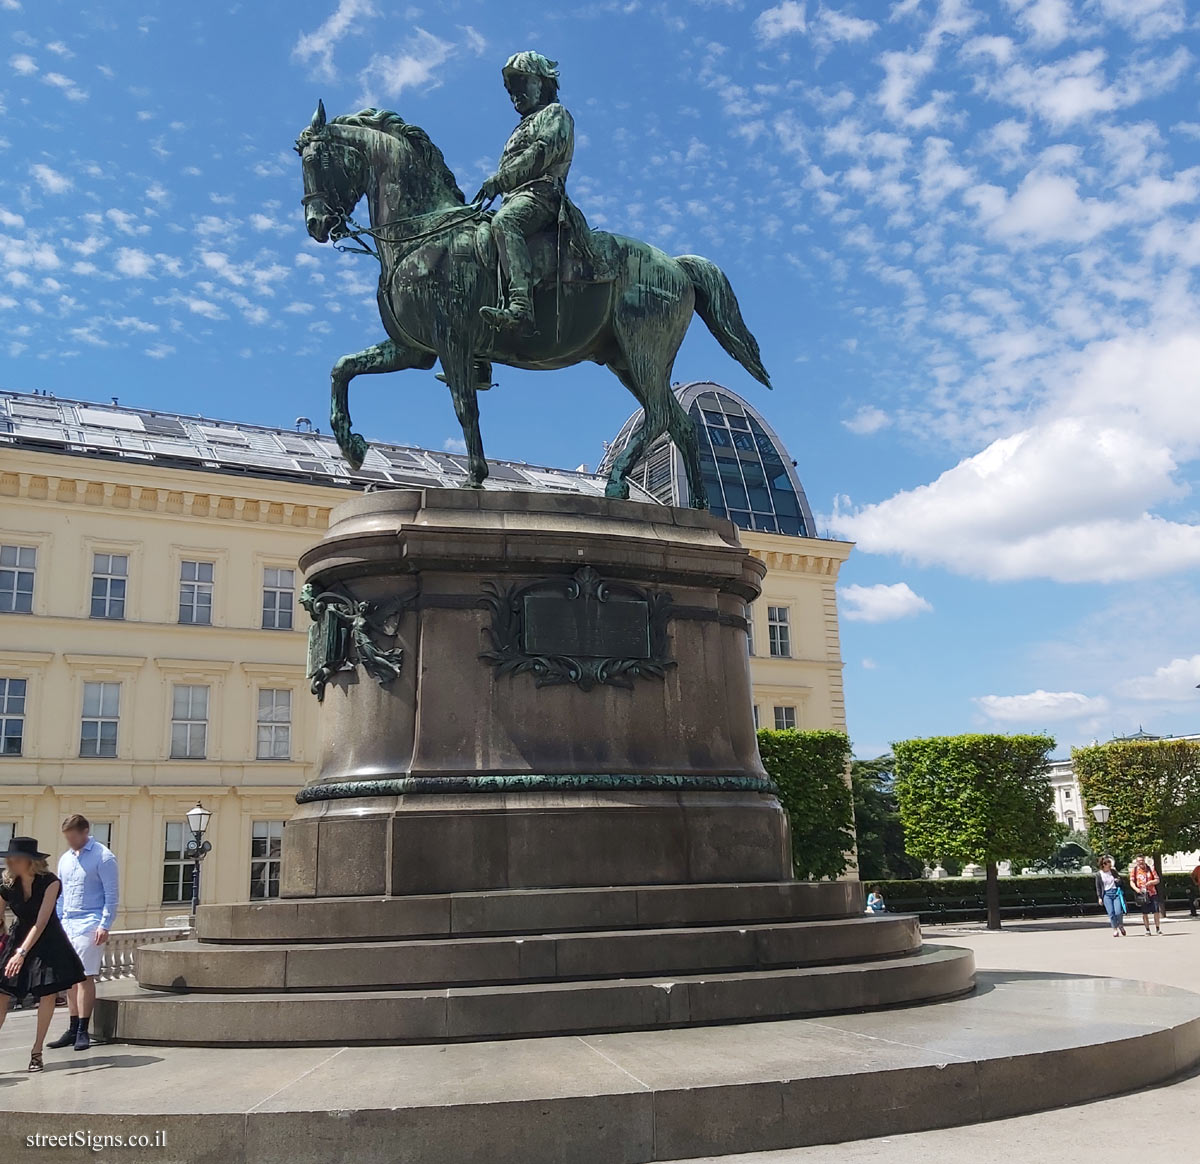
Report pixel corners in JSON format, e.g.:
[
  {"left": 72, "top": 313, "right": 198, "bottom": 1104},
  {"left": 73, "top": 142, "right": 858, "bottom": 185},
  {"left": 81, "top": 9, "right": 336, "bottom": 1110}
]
[{"left": 502, "top": 52, "right": 559, "bottom": 82}]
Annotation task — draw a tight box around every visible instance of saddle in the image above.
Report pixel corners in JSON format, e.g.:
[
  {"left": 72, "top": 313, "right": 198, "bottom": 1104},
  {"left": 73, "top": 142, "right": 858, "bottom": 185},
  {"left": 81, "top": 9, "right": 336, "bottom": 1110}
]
[{"left": 472, "top": 211, "right": 613, "bottom": 292}]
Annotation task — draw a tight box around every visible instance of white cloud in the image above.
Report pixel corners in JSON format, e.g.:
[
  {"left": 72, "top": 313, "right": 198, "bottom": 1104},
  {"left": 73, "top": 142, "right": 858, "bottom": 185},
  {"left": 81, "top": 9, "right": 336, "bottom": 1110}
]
[
  {"left": 443, "top": 436, "right": 468, "bottom": 454},
  {"left": 42, "top": 71, "right": 87, "bottom": 101},
  {"left": 113, "top": 248, "right": 154, "bottom": 278},
  {"left": 1006, "top": 0, "right": 1076, "bottom": 48},
  {"left": 293, "top": 0, "right": 377, "bottom": 82},
  {"left": 840, "top": 581, "right": 933, "bottom": 622},
  {"left": 810, "top": 6, "right": 876, "bottom": 51},
  {"left": 754, "top": 1, "right": 807, "bottom": 41},
  {"left": 830, "top": 416, "right": 1200, "bottom": 583},
  {"left": 10, "top": 53, "right": 36, "bottom": 76},
  {"left": 842, "top": 405, "right": 891, "bottom": 434},
  {"left": 975, "top": 690, "right": 1109, "bottom": 722},
  {"left": 30, "top": 163, "right": 71, "bottom": 194},
  {"left": 861, "top": 657, "right": 879, "bottom": 670},
  {"left": 145, "top": 343, "right": 175, "bottom": 359},
  {"left": 358, "top": 29, "right": 456, "bottom": 99},
  {"left": 1117, "top": 655, "right": 1200, "bottom": 702},
  {"left": 0, "top": 208, "right": 23, "bottom": 228}
]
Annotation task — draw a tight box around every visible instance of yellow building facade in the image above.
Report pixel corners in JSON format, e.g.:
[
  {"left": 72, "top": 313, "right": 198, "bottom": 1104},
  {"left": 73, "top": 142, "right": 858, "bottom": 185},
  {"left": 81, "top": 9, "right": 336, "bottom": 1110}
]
[{"left": 0, "top": 391, "right": 850, "bottom": 928}]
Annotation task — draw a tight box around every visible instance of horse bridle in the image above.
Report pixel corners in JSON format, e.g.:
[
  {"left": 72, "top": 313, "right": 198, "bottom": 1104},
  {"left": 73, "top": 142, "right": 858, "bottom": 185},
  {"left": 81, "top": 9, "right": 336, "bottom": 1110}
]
[{"left": 300, "top": 130, "right": 493, "bottom": 264}]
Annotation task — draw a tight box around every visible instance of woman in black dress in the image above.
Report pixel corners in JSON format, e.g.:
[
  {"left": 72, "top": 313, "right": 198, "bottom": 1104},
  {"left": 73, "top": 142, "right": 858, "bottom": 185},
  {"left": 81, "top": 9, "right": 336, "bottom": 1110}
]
[{"left": 0, "top": 836, "right": 87, "bottom": 1071}]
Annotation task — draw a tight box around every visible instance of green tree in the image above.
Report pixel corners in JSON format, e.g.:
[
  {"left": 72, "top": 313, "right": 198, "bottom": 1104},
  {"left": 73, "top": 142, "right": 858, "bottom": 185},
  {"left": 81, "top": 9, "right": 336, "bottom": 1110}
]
[
  {"left": 1074, "top": 739, "right": 1200, "bottom": 875},
  {"left": 758, "top": 729, "right": 855, "bottom": 880},
  {"left": 893, "top": 734, "right": 1061, "bottom": 930},
  {"left": 850, "top": 755, "right": 924, "bottom": 881}
]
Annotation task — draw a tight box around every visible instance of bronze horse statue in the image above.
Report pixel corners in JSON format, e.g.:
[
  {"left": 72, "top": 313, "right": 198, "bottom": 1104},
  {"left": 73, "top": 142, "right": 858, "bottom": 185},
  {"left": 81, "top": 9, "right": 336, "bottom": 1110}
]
[{"left": 296, "top": 103, "right": 771, "bottom": 507}]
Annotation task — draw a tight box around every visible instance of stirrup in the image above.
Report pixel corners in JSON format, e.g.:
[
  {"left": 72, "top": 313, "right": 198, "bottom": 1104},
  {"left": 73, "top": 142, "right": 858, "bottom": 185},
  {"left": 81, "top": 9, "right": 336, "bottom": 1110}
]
[{"left": 435, "top": 370, "right": 495, "bottom": 392}]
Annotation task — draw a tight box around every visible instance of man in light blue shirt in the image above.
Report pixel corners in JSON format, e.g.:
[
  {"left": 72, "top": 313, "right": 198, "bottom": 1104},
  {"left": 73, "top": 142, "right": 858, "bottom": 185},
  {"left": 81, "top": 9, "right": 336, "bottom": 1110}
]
[{"left": 48, "top": 813, "right": 118, "bottom": 1052}]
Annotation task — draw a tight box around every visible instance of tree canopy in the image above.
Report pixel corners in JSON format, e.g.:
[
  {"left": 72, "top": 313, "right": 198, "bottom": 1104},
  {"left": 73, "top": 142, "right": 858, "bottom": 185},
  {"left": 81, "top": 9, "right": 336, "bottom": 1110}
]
[
  {"left": 1074, "top": 739, "right": 1200, "bottom": 863},
  {"left": 892, "top": 733, "right": 1061, "bottom": 928},
  {"left": 850, "top": 754, "right": 924, "bottom": 881},
  {"left": 757, "top": 729, "right": 855, "bottom": 880}
]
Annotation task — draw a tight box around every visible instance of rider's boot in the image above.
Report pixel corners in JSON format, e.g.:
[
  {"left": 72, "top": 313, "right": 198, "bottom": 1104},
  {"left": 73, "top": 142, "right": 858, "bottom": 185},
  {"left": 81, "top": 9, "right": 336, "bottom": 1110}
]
[
  {"left": 480, "top": 288, "right": 534, "bottom": 332},
  {"left": 436, "top": 360, "right": 495, "bottom": 391}
]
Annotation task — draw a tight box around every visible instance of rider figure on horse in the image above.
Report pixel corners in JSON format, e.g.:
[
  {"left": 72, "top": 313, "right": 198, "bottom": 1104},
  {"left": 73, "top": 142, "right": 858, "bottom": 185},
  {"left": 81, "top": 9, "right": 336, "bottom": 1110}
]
[{"left": 475, "top": 52, "right": 586, "bottom": 335}]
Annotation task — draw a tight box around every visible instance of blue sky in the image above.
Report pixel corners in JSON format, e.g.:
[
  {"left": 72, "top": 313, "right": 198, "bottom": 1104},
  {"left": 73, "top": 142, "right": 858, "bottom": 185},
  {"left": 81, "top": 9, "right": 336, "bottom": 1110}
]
[{"left": 4, "top": 0, "right": 1200, "bottom": 758}]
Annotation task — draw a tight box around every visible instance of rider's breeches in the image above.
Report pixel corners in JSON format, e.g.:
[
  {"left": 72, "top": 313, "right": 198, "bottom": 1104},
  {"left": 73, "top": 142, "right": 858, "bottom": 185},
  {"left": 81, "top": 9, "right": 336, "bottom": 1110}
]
[{"left": 492, "top": 189, "right": 557, "bottom": 296}]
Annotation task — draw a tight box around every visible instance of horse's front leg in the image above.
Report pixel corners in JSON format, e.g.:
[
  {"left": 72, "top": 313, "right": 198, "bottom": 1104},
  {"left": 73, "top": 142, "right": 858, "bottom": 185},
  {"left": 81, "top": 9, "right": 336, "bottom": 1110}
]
[
  {"left": 330, "top": 339, "right": 435, "bottom": 469},
  {"left": 438, "top": 344, "right": 489, "bottom": 488}
]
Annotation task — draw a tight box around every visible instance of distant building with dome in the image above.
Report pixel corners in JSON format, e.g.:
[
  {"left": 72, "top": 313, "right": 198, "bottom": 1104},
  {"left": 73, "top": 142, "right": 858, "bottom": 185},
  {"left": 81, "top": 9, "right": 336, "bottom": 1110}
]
[
  {"left": 599, "top": 381, "right": 817, "bottom": 537},
  {"left": 600, "top": 381, "right": 852, "bottom": 740}
]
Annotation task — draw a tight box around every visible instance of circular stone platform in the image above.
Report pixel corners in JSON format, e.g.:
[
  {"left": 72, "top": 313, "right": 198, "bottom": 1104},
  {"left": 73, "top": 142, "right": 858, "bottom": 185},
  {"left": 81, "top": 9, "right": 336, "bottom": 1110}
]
[{"left": 4, "top": 973, "right": 1199, "bottom": 1163}]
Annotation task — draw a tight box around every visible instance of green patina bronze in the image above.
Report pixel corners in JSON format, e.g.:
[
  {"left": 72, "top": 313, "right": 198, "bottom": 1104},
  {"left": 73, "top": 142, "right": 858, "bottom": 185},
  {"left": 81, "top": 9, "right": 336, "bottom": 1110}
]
[
  {"left": 301, "top": 583, "right": 407, "bottom": 699},
  {"left": 295, "top": 772, "right": 778, "bottom": 804},
  {"left": 295, "top": 53, "right": 771, "bottom": 508}
]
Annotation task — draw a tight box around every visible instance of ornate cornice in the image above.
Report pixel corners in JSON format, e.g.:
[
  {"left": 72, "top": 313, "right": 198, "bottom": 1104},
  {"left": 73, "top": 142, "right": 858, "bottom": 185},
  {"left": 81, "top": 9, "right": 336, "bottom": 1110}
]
[
  {"left": 0, "top": 466, "right": 332, "bottom": 530},
  {"left": 749, "top": 548, "right": 850, "bottom": 577}
]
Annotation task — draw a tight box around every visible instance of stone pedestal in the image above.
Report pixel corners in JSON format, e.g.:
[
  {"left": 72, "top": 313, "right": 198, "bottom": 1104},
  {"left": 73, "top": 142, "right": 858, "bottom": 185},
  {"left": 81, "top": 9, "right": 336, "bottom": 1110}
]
[
  {"left": 283, "top": 488, "right": 791, "bottom": 898},
  {"left": 98, "top": 487, "right": 975, "bottom": 1049}
]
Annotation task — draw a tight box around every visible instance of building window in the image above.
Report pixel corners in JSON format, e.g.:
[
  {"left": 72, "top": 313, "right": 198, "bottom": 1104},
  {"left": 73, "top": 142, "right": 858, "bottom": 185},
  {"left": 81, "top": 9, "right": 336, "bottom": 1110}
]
[
  {"left": 90, "top": 552, "right": 128, "bottom": 620},
  {"left": 1065, "top": 813, "right": 1075, "bottom": 831},
  {"left": 752, "top": 704, "right": 760, "bottom": 729},
  {"left": 179, "top": 560, "right": 213, "bottom": 625},
  {"left": 1063, "top": 789, "right": 1072, "bottom": 801},
  {"left": 80, "top": 681, "right": 120, "bottom": 757},
  {"left": 767, "top": 606, "right": 791, "bottom": 658},
  {"left": 0, "top": 544, "right": 36, "bottom": 614},
  {"left": 162, "top": 820, "right": 194, "bottom": 904},
  {"left": 0, "top": 822, "right": 14, "bottom": 849},
  {"left": 262, "top": 568, "right": 295, "bottom": 630},
  {"left": 256, "top": 689, "right": 291, "bottom": 760},
  {"left": 746, "top": 607, "right": 755, "bottom": 656},
  {"left": 0, "top": 677, "right": 26, "bottom": 756},
  {"left": 90, "top": 821, "right": 113, "bottom": 850},
  {"left": 250, "top": 820, "right": 285, "bottom": 899},
  {"left": 170, "top": 684, "right": 209, "bottom": 759},
  {"left": 774, "top": 705, "right": 797, "bottom": 731}
]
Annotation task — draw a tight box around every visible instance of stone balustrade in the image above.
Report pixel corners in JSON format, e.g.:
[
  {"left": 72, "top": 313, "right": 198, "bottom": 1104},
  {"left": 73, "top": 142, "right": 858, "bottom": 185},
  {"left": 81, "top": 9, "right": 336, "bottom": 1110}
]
[{"left": 98, "top": 926, "right": 191, "bottom": 982}]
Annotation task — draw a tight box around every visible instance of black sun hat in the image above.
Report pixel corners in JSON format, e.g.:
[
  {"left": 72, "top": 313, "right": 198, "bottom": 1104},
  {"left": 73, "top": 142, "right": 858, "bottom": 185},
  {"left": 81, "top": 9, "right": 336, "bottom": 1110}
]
[{"left": 1, "top": 836, "right": 49, "bottom": 860}]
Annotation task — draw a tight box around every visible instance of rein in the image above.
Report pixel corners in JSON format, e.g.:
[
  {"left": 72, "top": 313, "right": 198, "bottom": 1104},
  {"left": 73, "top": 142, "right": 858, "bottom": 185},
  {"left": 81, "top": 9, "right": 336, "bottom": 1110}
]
[{"left": 333, "top": 199, "right": 495, "bottom": 265}]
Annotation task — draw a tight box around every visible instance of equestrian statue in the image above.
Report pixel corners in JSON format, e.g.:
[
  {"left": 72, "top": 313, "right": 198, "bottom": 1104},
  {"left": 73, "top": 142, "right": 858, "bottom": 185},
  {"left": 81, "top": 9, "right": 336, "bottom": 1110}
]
[{"left": 296, "top": 51, "right": 771, "bottom": 508}]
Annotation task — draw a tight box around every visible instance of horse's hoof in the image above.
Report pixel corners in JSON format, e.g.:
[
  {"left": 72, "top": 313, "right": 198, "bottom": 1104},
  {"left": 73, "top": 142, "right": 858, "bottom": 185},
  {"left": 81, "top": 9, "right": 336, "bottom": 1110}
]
[{"left": 346, "top": 434, "right": 368, "bottom": 470}]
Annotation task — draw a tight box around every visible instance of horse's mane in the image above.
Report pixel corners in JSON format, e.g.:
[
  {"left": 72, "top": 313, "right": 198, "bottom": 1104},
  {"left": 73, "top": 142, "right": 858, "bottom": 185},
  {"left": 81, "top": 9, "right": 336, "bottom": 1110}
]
[{"left": 332, "top": 109, "right": 465, "bottom": 204}]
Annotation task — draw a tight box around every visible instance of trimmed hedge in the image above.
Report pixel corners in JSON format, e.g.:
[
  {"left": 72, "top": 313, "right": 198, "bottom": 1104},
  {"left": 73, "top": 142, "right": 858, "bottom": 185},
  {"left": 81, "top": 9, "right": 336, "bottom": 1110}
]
[
  {"left": 865, "top": 872, "right": 1199, "bottom": 923},
  {"left": 757, "top": 729, "right": 854, "bottom": 881}
]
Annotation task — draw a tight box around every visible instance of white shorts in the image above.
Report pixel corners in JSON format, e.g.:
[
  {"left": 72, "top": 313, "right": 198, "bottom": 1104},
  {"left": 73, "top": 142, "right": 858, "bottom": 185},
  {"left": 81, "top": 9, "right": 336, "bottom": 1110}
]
[{"left": 63, "top": 921, "right": 103, "bottom": 977}]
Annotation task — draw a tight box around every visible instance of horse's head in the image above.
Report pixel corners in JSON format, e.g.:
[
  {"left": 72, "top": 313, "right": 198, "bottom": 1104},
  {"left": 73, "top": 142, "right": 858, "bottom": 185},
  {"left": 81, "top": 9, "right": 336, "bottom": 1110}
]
[{"left": 295, "top": 101, "right": 369, "bottom": 244}]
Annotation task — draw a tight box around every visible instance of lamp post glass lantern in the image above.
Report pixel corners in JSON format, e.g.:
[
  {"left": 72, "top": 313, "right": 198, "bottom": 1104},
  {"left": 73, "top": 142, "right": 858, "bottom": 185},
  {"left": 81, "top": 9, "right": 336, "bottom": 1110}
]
[
  {"left": 184, "top": 801, "right": 213, "bottom": 918},
  {"left": 1090, "top": 802, "right": 1111, "bottom": 862}
]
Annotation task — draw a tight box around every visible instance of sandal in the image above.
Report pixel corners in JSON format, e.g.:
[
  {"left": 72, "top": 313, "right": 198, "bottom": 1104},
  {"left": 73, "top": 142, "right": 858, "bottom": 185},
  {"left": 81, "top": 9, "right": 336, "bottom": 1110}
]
[{"left": 28, "top": 1051, "right": 43, "bottom": 1073}]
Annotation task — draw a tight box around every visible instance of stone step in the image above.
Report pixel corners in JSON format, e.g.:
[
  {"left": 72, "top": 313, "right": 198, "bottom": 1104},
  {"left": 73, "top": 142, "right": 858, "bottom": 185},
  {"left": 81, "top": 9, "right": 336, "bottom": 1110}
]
[
  {"left": 137, "top": 914, "right": 920, "bottom": 991},
  {"left": 99, "top": 944, "right": 973, "bottom": 1046},
  {"left": 198, "top": 880, "right": 863, "bottom": 943}
]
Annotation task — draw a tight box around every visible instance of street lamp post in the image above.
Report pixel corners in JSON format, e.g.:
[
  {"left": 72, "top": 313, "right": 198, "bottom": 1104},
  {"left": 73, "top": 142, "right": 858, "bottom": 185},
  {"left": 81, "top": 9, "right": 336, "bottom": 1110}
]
[
  {"left": 1091, "top": 802, "right": 1111, "bottom": 864},
  {"left": 184, "top": 801, "right": 213, "bottom": 920}
]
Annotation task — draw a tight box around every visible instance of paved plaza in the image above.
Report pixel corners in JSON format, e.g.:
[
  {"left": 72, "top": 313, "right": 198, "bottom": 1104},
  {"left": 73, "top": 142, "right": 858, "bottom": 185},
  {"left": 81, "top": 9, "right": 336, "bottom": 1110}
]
[
  {"left": 0, "top": 912, "right": 1195, "bottom": 1162},
  {"left": 673, "top": 913, "right": 1200, "bottom": 1164}
]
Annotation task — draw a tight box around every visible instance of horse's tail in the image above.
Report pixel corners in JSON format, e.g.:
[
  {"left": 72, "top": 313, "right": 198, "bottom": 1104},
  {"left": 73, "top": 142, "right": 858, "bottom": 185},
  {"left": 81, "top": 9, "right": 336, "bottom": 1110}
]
[{"left": 675, "top": 255, "right": 771, "bottom": 389}]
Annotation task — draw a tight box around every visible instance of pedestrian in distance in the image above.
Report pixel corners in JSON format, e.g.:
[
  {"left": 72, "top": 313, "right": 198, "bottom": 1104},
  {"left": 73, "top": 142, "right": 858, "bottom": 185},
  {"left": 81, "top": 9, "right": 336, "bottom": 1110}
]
[
  {"left": 48, "top": 814, "right": 119, "bottom": 1051},
  {"left": 1094, "top": 856, "right": 1127, "bottom": 937},
  {"left": 865, "top": 887, "right": 886, "bottom": 914},
  {"left": 0, "top": 837, "right": 87, "bottom": 1071},
  {"left": 1130, "top": 855, "right": 1163, "bottom": 935}
]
